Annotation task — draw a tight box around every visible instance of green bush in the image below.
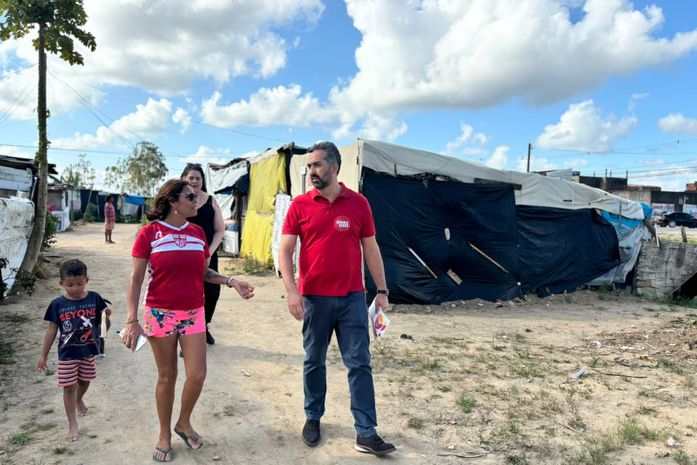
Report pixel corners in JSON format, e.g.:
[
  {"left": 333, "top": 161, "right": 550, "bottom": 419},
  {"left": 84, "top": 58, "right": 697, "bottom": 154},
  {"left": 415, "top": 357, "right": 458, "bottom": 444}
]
[
  {"left": 83, "top": 203, "right": 98, "bottom": 222},
  {"left": 70, "top": 209, "right": 83, "bottom": 221},
  {"left": 42, "top": 213, "right": 58, "bottom": 249}
]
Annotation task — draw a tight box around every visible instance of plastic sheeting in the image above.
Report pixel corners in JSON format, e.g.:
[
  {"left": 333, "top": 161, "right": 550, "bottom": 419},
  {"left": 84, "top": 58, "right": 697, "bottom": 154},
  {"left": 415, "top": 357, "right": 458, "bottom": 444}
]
[
  {"left": 0, "top": 197, "right": 34, "bottom": 295},
  {"left": 362, "top": 171, "right": 522, "bottom": 304},
  {"left": 361, "top": 171, "right": 621, "bottom": 304},
  {"left": 240, "top": 150, "right": 288, "bottom": 265},
  {"left": 516, "top": 206, "right": 619, "bottom": 296},
  {"left": 289, "top": 139, "right": 644, "bottom": 220}
]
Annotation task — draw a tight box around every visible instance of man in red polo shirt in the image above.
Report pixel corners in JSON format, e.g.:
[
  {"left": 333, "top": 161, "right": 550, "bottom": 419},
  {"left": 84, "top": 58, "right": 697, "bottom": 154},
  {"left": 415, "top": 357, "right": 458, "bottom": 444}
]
[{"left": 279, "top": 141, "right": 395, "bottom": 456}]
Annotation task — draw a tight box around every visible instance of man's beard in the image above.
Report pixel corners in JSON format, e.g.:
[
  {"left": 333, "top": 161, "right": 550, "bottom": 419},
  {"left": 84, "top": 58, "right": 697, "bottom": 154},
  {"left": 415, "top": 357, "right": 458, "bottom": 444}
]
[{"left": 311, "top": 174, "right": 330, "bottom": 189}]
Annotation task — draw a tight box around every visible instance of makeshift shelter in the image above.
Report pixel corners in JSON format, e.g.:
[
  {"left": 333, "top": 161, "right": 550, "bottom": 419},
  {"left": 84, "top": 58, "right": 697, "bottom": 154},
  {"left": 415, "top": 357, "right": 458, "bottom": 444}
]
[
  {"left": 240, "top": 143, "right": 307, "bottom": 265},
  {"left": 287, "top": 139, "right": 648, "bottom": 304},
  {"left": 206, "top": 159, "right": 250, "bottom": 255},
  {"left": 0, "top": 197, "right": 34, "bottom": 296}
]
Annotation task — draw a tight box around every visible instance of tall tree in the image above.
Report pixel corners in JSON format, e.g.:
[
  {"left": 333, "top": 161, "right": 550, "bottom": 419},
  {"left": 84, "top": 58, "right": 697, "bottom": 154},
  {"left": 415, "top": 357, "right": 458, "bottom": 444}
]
[
  {"left": 0, "top": 0, "right": 96, "bottom": 274},
  {"left": 61, "top": 153, "right": 95, "bottom": 188},
  {"left": 105, "top": 141, "right": 168, "bottom": 196}
]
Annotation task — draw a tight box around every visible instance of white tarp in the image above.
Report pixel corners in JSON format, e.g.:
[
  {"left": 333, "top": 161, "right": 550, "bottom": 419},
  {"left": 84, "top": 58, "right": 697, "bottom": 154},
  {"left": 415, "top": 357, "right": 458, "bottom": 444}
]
[
  {"left": 271, "top": 193, "right": 299, "bottom": 277},
  {"left": 207, "top": 160, "right": 248, "bottom": 220},
  {"left": 0, "top": 165, "right": 33, "bottom": 192},
  {"left": 290, "top": 139, "right": 645, "bottom": 219},
  {"left": 0, "top": 197, "right": 34, "bottom": 295}
]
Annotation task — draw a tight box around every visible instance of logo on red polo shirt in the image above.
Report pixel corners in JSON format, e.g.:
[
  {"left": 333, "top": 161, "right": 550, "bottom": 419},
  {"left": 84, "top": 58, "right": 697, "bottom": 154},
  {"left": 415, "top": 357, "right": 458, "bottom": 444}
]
[
  {"left": 173, "top": 234, "right": 188, "bottom": 247},
  {"left": 334, "top": 216, "right": 350, "bottom": 232}
]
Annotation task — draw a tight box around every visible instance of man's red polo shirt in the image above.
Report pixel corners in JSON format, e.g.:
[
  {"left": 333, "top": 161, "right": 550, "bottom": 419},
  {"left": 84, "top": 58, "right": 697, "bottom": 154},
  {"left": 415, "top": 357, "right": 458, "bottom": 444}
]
[{"left": 283, "top": 184, "right": 376, "bottom": 296}]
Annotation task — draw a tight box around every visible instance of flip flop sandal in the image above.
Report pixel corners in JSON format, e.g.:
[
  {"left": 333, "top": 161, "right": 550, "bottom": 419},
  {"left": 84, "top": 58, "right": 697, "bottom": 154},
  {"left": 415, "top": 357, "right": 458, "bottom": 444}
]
[
  {"left": 174, "top": 429, "right": 203, "bottom": 450},
  {"left": 152, "top": 446, "right": 174, "bottom": 462}
]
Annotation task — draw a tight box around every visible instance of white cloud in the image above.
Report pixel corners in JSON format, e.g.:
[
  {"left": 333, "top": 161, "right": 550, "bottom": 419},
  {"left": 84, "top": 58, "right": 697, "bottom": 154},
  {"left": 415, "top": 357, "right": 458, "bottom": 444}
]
[
  {"left": 201, "top": 86, "right": 332, "bottom": 128},
  {"left": 486, "top": 146, "right": 510, "bottom": 170},
  {"left": 445, "top": 123, "right": 491, "bottom": 155},
  {"left": 172, "top": 108, "right": 192, "bottom": 133},
  {"left": 0, "top": 0, "right": 323, "bottom": 120},
  {"left": 185, "top": 146, "right": 234, "bottom": 166},
  {"left": 332, "top": 112, "right": 407, "bottom": 142},
  {"left": 535, "top": 100, "right": 637, "bottom": 152},
  {"left": 328, "top": 0, "right": 697, "bottom": 121},
  {"left": 78, "top": 0, "right": 323, "bottom": 93},
  {"left": 517, "top": 155, "right": 558, "bottom": 172},
  {"left": 658, "top": 113, "right": 697, "bottom": 134},
  {"left": 52, "top": 98, "right": 172, "bottom": 149},
  {"left": 0, "top": 145, "right": 34, "bottom": 159}
]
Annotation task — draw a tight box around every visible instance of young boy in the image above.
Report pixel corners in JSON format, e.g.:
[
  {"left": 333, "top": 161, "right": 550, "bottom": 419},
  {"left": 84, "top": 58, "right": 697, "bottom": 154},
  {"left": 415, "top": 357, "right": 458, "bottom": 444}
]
[{"left": 37, "top": 259, "right": 111, "bottom": 443}]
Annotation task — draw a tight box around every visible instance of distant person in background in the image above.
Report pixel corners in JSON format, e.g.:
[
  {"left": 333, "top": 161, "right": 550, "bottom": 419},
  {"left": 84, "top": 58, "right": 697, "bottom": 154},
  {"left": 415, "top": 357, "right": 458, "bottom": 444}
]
[
  {"left": 104, "top": 195, "right": 116, "bottom": 244},
  {"left": 180, "top": 163, "right": 225, "bottom": 345}
]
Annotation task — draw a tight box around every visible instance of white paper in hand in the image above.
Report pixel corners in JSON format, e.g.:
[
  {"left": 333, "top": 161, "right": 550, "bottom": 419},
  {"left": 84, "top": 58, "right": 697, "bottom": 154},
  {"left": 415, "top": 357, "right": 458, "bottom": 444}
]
[
  {"left": 368, "top": 298, "right": 391, "bottom": 337},
  {"left": 118, "top": 329, "right": 148, "bottom": 352}
]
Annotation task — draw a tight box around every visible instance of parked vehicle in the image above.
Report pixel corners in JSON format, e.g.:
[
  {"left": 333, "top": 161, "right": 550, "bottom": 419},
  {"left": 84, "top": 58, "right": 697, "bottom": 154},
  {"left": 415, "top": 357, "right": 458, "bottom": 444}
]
[{"left": 655, "top": 212, "right": 697, "bottom": 228}]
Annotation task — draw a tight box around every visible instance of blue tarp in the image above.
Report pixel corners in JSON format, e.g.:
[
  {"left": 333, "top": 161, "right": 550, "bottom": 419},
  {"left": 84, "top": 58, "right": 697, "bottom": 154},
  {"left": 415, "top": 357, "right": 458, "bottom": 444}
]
[{"left": 124, "top": 195, "right": 146, "bottom": 206}]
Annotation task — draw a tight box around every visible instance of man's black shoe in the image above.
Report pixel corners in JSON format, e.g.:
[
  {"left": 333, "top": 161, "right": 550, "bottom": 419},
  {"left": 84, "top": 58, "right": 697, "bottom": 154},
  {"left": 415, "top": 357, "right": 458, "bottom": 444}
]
[
  {"left": 354, "top": 434, "right": 396, "bottom": 455},
  {"left": 206, "top": 330, "right": 215, "bottom": 345},
  {"left": 302, "top": 420, "right": 320, "bottom": 447}
]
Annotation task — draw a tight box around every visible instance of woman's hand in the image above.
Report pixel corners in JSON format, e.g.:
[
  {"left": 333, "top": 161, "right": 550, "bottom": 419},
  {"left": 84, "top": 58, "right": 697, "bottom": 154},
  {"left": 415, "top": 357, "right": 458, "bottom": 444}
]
[
  {"left": 231, "top": 279, "right": 255, "bottom": 300},
  {"left": 121, "top": 321, "right": 146, "bottom": 352}
]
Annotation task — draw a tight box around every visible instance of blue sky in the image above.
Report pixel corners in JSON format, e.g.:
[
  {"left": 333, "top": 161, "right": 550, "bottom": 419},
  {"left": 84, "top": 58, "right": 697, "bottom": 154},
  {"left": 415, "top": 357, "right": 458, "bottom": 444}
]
[{"left": 1, "top": 0, "right": 697, "bottom": 192}]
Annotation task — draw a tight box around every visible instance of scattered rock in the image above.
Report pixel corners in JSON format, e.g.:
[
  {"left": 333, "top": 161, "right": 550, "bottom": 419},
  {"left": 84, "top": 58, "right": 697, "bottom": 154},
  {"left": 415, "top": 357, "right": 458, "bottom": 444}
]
[
  {"left": 400, "top": 333, "right": 413, "bottom": 340},
  {"left": 666, "top": 437, "right": 681, "bottom": 448},
  {"left": 589, "top": 341, "right": 602, "bottom": 348},
  {"left": 571, "top": 367, "right": 588, "bottom": 380},
  {"left": 213, "top": 455, "right": 221, "bottom": 461}
]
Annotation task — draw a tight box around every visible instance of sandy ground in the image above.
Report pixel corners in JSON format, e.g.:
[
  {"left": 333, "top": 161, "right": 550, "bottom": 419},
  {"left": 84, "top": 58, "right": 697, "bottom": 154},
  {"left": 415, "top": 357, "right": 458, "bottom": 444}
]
[{"left": 0, "top": 222, "right": 696, "bottom": 465}]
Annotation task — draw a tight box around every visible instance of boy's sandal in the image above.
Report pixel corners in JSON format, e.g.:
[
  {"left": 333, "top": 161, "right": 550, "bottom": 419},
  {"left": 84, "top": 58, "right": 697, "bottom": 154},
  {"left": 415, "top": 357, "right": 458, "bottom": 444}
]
[
  {"left": 153, "top": 446, "right": 174, "bottom": 462},
  {"left": 174, "top": 428, "right": 203, "bottom": 450}
]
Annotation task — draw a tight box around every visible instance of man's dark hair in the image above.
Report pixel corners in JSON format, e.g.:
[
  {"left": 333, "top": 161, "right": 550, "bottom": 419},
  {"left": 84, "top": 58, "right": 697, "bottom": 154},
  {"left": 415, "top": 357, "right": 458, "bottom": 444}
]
[
  {"left": 308, "top": 141, "right": 341, "bottom": 174},
  {"left": 60, "top": 259, "right": 87, "bottom": 280}
]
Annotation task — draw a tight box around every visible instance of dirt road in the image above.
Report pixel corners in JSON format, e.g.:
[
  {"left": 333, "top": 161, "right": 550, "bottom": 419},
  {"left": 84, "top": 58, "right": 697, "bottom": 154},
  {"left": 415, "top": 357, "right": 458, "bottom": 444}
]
[{"left": 0, "top": 223, "right": 695, "bottom": 465}]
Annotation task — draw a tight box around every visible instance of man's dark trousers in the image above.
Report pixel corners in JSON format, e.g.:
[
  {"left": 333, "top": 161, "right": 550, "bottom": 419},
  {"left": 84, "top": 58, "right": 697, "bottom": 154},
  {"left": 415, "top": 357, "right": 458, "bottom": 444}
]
[{"left": 302, "top": 291, "right": 377, "bottom": 437}]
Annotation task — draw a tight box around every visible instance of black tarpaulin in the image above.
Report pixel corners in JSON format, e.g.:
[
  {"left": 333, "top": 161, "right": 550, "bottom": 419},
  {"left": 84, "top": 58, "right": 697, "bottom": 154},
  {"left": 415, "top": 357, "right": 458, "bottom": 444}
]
[{"left": 361, "top": 170, "right": 621, "bottom": 304}]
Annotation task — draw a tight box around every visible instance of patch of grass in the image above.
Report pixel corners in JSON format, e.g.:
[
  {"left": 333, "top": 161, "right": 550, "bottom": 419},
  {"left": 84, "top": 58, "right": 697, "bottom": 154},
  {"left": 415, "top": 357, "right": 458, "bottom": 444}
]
[
  {"left": 637, "top": 406, "right": 658, "bottom": 416},
  {"left": 241, "top": 255, "right": 269, "bottom": 274},
  {"left": 673, "top": 450, "right": 697, "bottom": 465},
  {"left": 685, "top": 375, "right": 696, "bottom": 390},
  {"left": 507, "top": 454, "right": 528, "bottom": 465},
  {"left": 617, "top": 417, "right": 670, "bottom": 445},
  {"left": 1, "top": 313, "right": 31, "bottom": 324},
  {"left": 407, "top": 417, "right": 424, "bottom": 429},
  {"left": 9, "top": 432, "right": 30, "bottom": 445},
  {"left": 456, "top": 393, "right": 476, "bottom": 413},
  {"left": 665, "top": 297, "right": 697, "bottom": 310},
  {"left": 0, "top": 337, "right": 15, "bottom": 365},
  {"left": 35, "top": 422, "right": 57, "bottom": 431},
  {"left": 52, "top": 444, "right": 71, "bottom": 455},
  {"left": 577, "top": 432, "right": 621, "bottom": 465},
  {"left": 657, "top": 358, "right": 685, "bottom": 375},
  {"left": 617, "top": 418, "right": 643, "bottom": 445}
]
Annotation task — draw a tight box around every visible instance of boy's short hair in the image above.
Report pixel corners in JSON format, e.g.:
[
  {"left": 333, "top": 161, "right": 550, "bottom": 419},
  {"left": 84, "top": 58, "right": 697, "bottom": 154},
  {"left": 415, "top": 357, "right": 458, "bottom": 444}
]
[{"left": 59, "top": 259, "right": 87, "bottom": 280}]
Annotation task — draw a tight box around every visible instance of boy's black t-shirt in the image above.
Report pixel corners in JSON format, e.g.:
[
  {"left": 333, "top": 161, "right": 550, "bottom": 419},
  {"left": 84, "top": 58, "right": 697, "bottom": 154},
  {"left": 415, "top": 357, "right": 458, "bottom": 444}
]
[{"left": 44, "top": 291, "right": 108, "bottom": 361}]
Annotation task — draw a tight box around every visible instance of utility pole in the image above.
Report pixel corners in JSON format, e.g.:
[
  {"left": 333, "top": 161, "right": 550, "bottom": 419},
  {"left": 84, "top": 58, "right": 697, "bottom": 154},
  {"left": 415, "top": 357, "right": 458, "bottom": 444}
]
[{"left": 526, "top": 143, "right": 532, "bottom": 173}]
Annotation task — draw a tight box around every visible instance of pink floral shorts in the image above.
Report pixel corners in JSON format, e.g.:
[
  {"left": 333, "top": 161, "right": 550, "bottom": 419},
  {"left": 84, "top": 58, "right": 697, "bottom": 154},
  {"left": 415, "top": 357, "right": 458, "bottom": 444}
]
[{"left": 143, "top": 306, "right": 205, "bottom": 338}]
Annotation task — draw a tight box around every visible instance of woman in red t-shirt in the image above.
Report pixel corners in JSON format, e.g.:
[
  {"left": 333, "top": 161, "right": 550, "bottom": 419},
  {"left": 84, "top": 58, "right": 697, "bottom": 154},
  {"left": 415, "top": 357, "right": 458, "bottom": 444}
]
[{"left": 121, "top": 179, "right": 254, "bottom": 462}]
